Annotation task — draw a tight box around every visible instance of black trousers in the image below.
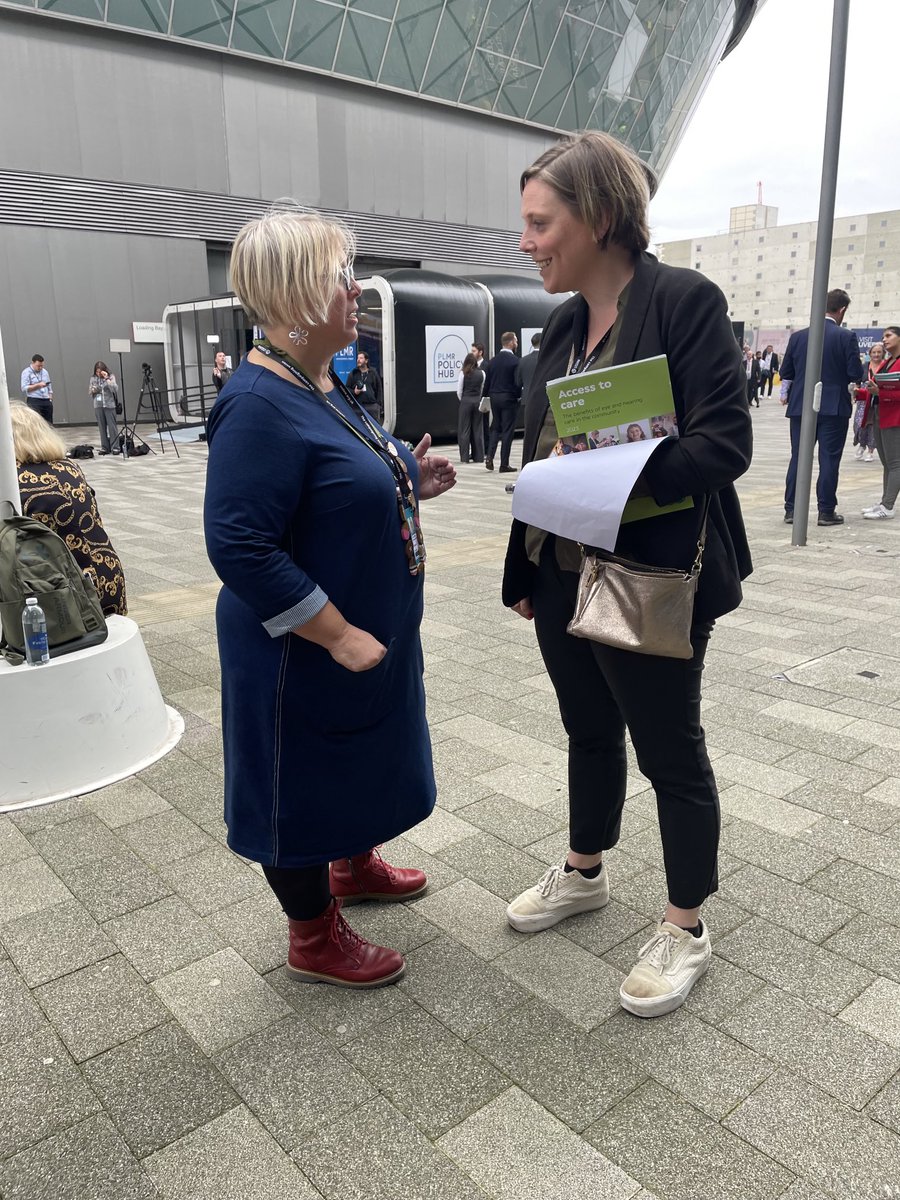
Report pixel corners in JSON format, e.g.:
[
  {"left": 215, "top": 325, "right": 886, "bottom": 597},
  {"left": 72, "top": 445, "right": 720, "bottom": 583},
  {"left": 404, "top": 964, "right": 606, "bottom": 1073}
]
[
  {"left": 457, "top": 397, "right": 484, "bottom": 462},
  {"left": 531, "top": 542, "right": 720, "bottom": 909},
  {"left": 487, "top": 393, "right": 518, "bottom": 467},
  {"left": 27, "top": 397, "right": 53, "bottom": 424}
]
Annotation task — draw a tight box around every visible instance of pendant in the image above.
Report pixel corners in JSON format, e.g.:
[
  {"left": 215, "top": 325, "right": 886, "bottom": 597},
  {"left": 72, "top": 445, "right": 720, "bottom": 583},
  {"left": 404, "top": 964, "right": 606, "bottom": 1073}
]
[{"left": 387, "top": 442, "right": 399, "bottom": 457}]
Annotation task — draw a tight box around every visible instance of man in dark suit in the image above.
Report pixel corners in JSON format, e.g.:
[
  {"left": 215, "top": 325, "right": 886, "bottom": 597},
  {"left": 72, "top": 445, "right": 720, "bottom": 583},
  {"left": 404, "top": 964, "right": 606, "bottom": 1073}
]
[
  {"left": 781, "top": 288, "right": 864, "bottom": 526},
  {"left": 515, "top": 331, "right": 542, "bottom": 401},
  {"left": 483, "top": 331, "right": 522, "bottom": 473},
  {"left": 759, "top": 344, "right": 778, "bottom": 397}
]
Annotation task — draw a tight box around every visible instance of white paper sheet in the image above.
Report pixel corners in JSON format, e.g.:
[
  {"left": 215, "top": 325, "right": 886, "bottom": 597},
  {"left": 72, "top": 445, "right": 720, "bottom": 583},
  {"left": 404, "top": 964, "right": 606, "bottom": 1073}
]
[{"left": 511, "top": 439, "right": 666, "bottom": 552}]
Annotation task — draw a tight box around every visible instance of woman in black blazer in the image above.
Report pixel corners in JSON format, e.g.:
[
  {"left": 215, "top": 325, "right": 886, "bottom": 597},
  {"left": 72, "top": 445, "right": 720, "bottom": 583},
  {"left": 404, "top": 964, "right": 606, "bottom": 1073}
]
[{"left": 503, "top": 132, "right": 752, "bottom": 1018}]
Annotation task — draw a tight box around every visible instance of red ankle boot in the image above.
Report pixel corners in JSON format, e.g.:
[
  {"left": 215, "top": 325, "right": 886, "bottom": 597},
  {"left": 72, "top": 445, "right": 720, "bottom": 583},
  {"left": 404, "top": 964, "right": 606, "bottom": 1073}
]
[
  {"left": 330, "top": 848, "right": 427, "bottom": 904},
  {"left": 287, "top": 899, "right": 405, "bottom": 988}
]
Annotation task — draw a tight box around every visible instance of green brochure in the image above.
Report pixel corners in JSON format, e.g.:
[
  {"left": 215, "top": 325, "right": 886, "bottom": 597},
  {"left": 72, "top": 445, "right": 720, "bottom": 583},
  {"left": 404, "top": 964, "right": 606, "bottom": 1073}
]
[{"left": 545, "top": 355, "right": 693, "bottom": 524}]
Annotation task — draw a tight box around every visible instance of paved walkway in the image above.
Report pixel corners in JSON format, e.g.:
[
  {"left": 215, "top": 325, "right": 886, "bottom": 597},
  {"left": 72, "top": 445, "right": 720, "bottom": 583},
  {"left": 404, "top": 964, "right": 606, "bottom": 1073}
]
[{"left": 1, "top": 401, "right": 899, "bottom": 1200}]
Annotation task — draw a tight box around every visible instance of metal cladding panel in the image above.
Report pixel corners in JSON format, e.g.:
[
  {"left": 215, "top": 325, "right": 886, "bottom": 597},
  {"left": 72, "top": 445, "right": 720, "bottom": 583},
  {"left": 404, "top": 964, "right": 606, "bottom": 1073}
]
[
  {"left": 0, "top": 170, "right": 532, "bottom": 272},
  {"left": 466, "top": 274, "right": 567, "bottom": 355},
  {"left": 386, "top": 270, "right": 490, "bottom": 442}
]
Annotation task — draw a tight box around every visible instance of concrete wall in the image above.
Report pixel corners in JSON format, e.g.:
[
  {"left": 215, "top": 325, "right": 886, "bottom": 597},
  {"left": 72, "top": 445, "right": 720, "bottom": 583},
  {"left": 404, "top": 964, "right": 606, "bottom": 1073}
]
[{"left": 0, "top": 225, "right": 208, "bottom": 424}]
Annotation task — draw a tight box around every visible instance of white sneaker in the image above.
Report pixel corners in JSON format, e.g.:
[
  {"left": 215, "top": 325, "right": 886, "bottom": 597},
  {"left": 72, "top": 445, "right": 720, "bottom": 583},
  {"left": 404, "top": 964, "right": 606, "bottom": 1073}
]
[
  {"left": 855, "top": 446, "right": 866, "bottom": 459},
  {"left": 865, "top": 451, "right": 876, "bottom": 462},
  {"left": 619, "top": 920, "right": 711, "bottom": 1018},
  {"left": 863, "top": 504, "right": 896, "bottom": 520},
  {"left": 506, "top": 861, "right": 609, "bottom": 932}
]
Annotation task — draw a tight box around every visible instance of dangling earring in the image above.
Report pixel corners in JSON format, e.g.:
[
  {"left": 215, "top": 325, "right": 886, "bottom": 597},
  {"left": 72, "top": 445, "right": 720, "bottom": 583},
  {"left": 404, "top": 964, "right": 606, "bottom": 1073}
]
[{"left": 289, "top": 326, "right": 308, "bottom": 346}]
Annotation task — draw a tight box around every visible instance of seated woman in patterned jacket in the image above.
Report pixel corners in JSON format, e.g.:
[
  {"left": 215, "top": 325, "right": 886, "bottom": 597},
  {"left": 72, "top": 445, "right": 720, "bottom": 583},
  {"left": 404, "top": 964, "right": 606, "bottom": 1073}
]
[{"left": 9, "top": 403, "right": 127, "bottom": 616}]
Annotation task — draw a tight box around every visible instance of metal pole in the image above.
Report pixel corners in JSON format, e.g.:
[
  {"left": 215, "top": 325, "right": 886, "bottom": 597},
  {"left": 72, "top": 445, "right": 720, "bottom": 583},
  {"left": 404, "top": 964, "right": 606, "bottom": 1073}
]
[
  {"left": 792, "top": 0, "right": 851, "bottom": 547},
  {"left": 0, "top": 327, "right": 22, "bottom": 516}
]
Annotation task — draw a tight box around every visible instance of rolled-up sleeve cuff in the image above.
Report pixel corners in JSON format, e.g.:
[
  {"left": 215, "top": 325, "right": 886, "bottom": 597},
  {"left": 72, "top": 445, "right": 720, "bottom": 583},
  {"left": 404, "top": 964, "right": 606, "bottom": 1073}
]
[{"left": 263, "top": 586, "right": 328, "bottom": 637}]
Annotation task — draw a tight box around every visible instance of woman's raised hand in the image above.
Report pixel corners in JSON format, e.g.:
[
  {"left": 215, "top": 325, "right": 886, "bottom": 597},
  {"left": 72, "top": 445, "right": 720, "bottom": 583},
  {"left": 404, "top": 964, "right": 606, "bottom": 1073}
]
[{"left": 412, "top": 434, "right": 457, "bottom": 500}]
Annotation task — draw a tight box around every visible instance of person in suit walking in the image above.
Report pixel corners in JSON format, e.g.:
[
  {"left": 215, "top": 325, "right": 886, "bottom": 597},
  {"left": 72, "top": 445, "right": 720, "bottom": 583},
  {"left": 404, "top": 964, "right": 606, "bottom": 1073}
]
[
  {"left": 759, "top": 345, "right": 779, "bottom": 398},
  {"left": 483, "top": 332, "right": 522, "bottom": 472},
  {"left": 745, "top": 349, "right": 761, "bottom": 407},
  {"left": 780, "top": 289, "right": 865, "bottom": 526},
  {"left": 516, "top": 331, "right": 542, "bottom": 401}
]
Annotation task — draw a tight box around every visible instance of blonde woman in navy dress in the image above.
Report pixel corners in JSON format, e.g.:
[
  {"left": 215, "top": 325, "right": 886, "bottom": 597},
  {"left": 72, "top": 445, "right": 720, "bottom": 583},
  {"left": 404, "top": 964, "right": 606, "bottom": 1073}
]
[{"left": 204, "top": 206, "right": 456, "bottom": 988}]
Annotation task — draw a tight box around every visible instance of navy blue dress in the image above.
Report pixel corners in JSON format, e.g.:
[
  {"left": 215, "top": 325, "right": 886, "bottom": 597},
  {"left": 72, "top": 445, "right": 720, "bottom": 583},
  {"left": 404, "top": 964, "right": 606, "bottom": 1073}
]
[{"left": 204, "top": 361, "right": 436, "bottom": 867}]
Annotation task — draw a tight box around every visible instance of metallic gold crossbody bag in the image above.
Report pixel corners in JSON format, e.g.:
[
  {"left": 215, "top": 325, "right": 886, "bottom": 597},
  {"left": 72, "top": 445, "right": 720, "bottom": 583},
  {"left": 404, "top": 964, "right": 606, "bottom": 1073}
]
[{"left": 567, "top": 505, "right": 708, "bottom": 660}]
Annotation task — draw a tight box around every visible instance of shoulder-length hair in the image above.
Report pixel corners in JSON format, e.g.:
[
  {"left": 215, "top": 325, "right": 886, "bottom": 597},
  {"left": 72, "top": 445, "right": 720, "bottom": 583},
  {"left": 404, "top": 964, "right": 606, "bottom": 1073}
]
[
  {"left": 461, "top": 353, "right": 479, "bottom": 376},
  {"left": 92, "top": 361, "right": 110, "bottom": 376},
  {"left": 9, "top": 403, "right": 68, "bottom": 464},
  {"left": 229, "top": 201, "right": 356, "bottom": 330},
  {"left": 521, "top": 131, "right": 657, "bottom": 253}
]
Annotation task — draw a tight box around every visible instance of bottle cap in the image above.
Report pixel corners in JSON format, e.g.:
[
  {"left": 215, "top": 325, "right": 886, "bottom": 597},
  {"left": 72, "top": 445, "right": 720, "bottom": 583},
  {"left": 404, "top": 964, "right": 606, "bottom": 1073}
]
[{"left": 25, "top": 596, "right": 37, "bottom": 604}]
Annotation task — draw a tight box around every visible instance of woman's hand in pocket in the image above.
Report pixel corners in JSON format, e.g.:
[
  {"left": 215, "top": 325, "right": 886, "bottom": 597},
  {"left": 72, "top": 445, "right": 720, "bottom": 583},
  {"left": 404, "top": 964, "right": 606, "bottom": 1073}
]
[{"left": 329, "top": 625, "right": 387, "bottom": 672}]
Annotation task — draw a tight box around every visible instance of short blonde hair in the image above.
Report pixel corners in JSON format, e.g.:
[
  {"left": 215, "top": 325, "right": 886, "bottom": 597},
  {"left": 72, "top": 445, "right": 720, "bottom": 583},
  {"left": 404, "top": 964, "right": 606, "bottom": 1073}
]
[
  {"left": 9, "top": 403, "right": 68, "bottom": 464},
  {"left": 521, "top": 132, "right": 657, "bottom": 253},
  {"left": 229, "top": 202, "right": 356, "bottom": 329}
]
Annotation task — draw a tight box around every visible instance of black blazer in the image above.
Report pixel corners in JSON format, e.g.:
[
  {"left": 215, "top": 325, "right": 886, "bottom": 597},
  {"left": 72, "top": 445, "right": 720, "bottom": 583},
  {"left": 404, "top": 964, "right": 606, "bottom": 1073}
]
[
  {"left": 484, "top": 349, "right": 522, "bottom": 398},
  {"left": 503, "top": 252, "right": 753, "bottom": 623}
]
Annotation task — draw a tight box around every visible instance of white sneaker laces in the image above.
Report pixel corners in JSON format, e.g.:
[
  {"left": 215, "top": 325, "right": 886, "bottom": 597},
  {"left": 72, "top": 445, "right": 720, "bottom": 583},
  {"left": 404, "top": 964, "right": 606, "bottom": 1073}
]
[
  {"left": 637, "top": 929, "right": 676, "bottom": 971},
  {"left": 537, "top": 865, "right": 564, "bottom": 898}
]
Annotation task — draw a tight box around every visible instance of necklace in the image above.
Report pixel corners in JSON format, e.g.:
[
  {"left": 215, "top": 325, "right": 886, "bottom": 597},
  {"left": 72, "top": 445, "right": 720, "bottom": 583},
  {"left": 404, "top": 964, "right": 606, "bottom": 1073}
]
[{"left": 253, "top": 339, "right": 425, "bottom": 576}]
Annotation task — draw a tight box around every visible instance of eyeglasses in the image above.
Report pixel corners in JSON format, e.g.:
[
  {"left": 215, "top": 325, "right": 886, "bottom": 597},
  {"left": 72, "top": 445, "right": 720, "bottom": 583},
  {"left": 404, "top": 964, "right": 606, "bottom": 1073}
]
[{"left": 338, "top": 264, "right": 356, "bottom": 291}]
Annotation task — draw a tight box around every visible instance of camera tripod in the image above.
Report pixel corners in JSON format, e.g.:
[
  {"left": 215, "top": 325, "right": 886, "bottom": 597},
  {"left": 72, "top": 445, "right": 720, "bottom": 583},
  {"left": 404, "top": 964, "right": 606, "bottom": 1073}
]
[{"left": 120, "top": 364, "right": 180, "bottom": 459}]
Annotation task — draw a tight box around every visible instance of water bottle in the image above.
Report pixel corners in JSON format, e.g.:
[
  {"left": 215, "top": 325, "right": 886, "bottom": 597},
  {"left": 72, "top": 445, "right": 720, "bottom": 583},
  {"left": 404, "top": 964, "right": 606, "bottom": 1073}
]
[{"left": 22, "top": 597, "right": 50, "bottom": 666}]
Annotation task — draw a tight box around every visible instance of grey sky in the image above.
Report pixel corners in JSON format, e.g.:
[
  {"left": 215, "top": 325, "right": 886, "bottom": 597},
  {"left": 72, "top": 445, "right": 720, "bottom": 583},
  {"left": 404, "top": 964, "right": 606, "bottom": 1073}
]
[{"left": 649, "top": 0, "right": 892, "bottom": 247}]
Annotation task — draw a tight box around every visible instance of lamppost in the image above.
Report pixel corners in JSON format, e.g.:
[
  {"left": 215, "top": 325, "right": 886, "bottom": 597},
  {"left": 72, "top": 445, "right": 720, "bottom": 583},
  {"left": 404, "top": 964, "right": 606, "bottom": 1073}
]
[{"left": 792, "top": 0, "right": 851, "bottom": 546}]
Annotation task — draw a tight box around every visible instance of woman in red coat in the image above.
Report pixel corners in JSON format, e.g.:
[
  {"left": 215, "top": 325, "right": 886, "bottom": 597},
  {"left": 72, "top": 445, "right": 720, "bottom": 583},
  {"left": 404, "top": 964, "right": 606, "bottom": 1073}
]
[{"left": 855, "top": 325, "right": 900, "bottom": 519}]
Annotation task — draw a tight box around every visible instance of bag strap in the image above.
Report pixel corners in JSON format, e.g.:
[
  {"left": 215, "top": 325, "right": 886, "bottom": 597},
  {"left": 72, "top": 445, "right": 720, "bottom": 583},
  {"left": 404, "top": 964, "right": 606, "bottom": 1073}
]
[{"left": 581, "top": 493, "right": 711, "bottom": 579}]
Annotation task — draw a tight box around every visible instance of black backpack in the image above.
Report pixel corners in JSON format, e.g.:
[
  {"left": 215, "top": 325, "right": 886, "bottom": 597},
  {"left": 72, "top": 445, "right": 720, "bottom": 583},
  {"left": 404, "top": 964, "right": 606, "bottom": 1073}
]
[
  {"left": 0, "top": 514, "right": 109, "bottom": 663},
  {"left": 68, "top": 445, "right": 94, "bottom": 459}
]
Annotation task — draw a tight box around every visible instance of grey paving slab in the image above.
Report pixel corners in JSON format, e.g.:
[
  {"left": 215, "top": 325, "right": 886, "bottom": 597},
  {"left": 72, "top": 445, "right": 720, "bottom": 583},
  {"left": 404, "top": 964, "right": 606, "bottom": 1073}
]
[
  {"left": 584, "top": 1079, "right": 793, "bottom": 1200},
  {"left": 717, "top": 863, "right": 855, "bottom": 942},
  {"left": 839, "top": 977, "right": 900, "bottom": 1049},
  {"left": 119, "top": 808, "right": 217, "bottom": 865},
  {"left": 337, "top": 896, "right": 442, "bottom": 955},
  {"left": 82, "top": 778, "right": 174, "bottom": 829},
  {"left": 34, "top": 954, "right": 169, "bottom": 1062},
  {"left": 785, "top": 779, "right": 900, "bottom": 833},
  {"left": 103, "top": 895, "right": 226, "bottom": 981},
  {"left": 868, "top": 1072, "right": 900, "bottom": 1137},
  {"left": 823, "top": 913, "right": 900, "bottom": 983},
  {"left": 436, "top": 1086, "right": 640, "bottom": 1200},
  {"left": 411, "top": 878, "right": 521, "bottom": 959},
  {"left": 0, "top": 1113, "right": 159, "bottom": 1200},
  {"left": 801, "top": 816, "right": 900, "bottom": 881},
  {"left": 154, "top": 846, "right": 267, "bottom": 916},
  {"left": 715, "top": 916, "right": 875, "bottom": 1015},
  {"left": 62, "top": 848, "right": 173, "bottom": 921},
  {"left": 724, "top": 1071, "right": 900, "bottom": 1199},
  {"left": 399, "top": 934, "right": 528, "bottom": 1037},
  {"left": 0, "top": 1028, "right": 101, "bottom": 1157},
  {"left": 469, "top": 998, "right": 646, "bottom": 1132},
  {"left": 0, "top": 855, "right": 72, "bottom": 924},
  {"left": 378, "top": 833, "right": 463, "bottom": 894},
  {"left": 716, "top": 784, "right": 823, "bottom": 836},
  {"left": 294, "top": 1095, "right": 486, "bottom": 1200},
  {"left": 436, "top": 832, "right": 550, "bottom": 902},
  {"left": 720, "top": 818, "right": 837, "bottom": 883},
  {"left": 265, "top": 966, "right": 413, "bottom": 1045},
  {"left": 457, "top": 791, "right": 565, "bottom": 848},
  {"left": 341, "top": 1005, "right": 508, "bottom": 1139},
  {"left": 5, "top": 796, "right": 85, "bottom": 834},
  {"left": 82, "top": 1021, "right": 239, "bottom": 1158},
  {"left": 594, "top": 1007, "right": 773, "bottom": 1119},
  {"left": 30, "top": 813, "right": 129, "bottom": 873},
  {"left": 143, "top": 1105, "right": 321, "bottom": 1200},
  {"left": 557, "top": 898, "right": 654, "bottom": 959},
  {"left": 721, "top": 985, "right": 900, "bottom": 1109},
  {"left": 0, "top": 961, "right": 48, "bottom": 1046},
  {"left": 205, "top": 892, "right": 288, "bottom": 973},
  {"left": 0, "top": 815, "right": 35, "bottom": 866},
  {"left": 495, "top": 930, "right": 624, "bottom": 1030},
  {"left": 0, "top": 898, "right": 116, "bottom": 987},
  {"left": 806, "top": 857, "right": 900, "bottom": 924},
  {"left": 216, "top": 1015, "right": 376, "bottom": 1151},
  {"left": 152, "top": 948, "right": 291, "bottom": 1054}
]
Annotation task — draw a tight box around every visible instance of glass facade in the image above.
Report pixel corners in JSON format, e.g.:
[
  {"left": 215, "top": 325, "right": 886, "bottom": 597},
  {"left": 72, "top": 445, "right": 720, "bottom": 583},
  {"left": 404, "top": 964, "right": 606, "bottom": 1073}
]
[{"left": 25, "top": 0, "right": 736, "bottom": 162}]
